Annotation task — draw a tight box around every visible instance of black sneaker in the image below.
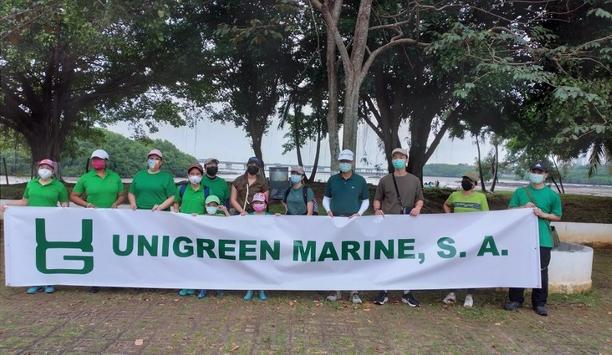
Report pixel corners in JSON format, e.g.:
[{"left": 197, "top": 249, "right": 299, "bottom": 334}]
[
  {"left": 373, "top": 291, "right": 389, "bottom": 305},
  {"left": 503, "top": 301, "right": 522, "bottom": 311},
  {"left": 533, "top": 305, "right": 548, "bottom": 316},
  {"left": 401, "top": 292, "right": 420, "bottom": 307},
  {"left": 88, "top": 287, "right": 100, "bottom": 293}
]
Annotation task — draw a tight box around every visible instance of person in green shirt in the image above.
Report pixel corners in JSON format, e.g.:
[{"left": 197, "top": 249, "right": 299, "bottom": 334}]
[
  {"left": 503, "top": 161, "right": 562, "bottom": 317},
  {"left": 128, "top": 149, "right": 176, "bottom": 211},
  {"left": 201, "top": 158, "right": 230, "bottom": 206},
  {"left": 70, "top": 149, "right": 124, "bottom": 209},
  {"left": 442, "top": 171, "right": 489, "bottom": 308},
  {"left": 0, "top": 159, "right": 68, "bottom": 295},
  {"left": 173, "top": 163, "right": 207, "bottom": 215},
  {"left": 282, "top": 166, "right": 316, "bottom": 215},
  {"left": 323, "top": 149, "right": 369, "bottom": 304}
]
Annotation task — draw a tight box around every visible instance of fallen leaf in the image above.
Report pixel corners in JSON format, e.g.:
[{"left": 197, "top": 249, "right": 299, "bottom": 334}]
[
  {"left": 230, "top": 344, "right": 240, "bottom": 352},
  {"left": 134, "top": 339, "right": 144, "bottom": 346}
]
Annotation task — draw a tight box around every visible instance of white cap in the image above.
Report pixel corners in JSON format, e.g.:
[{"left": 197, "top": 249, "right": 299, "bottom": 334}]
[
  {"left": 91, "top": 149, "right": 109, "bottom": 160},
  {"left": 147, "top": 149, "right": 163, "bottom": 159},
  {"left": 338, "top": 149, "right": 354, "bottom": 161}
]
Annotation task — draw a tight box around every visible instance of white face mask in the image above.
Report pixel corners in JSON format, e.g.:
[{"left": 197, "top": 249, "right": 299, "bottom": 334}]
[
  {"left": 188, "top": 175, "right": 202, "bottom": 184},
  {"left": 38, "top": 168, "right": 53, "bottom": 180},
  {"left": 529, "top": 172, "right": 545, "bottom": 184},
  {"left": 206, "top": 206, "right": 218, "bottom": 215}
]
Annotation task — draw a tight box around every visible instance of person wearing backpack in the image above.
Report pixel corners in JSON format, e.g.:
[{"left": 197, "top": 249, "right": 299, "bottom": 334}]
[
  {"left": 173, "top": 163, "right": 208, "bottom": 216},
  {"left": 504, "top": 161, "right": 562, "bottom": 316},
  {"left": 282, "top": 166, "right": 317, "bottom": 215}
]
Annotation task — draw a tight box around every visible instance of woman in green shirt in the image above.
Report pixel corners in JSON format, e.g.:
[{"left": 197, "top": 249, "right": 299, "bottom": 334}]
[
  {"left": 0, "top": 159, "right": 68, "bottom": 295},
  {"left": 70, "top": 149, "right": 124, "bottom": 209},
  {"left": 173, "top": 163, "right": 207, "bottom": 215},
  {"left": 128, "top": 149, "right": 176, "bottom": 211}
]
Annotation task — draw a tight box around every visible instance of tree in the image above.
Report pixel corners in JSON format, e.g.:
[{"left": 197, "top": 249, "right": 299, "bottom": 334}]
[{"left": 0, "top": 0, "right": 213, "bottom": 166}]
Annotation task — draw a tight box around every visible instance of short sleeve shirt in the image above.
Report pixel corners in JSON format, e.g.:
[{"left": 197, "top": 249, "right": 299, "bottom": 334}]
[
  {"left": 129, "top": 170, "right": 177, "bottom": 209},
  {"left": 175, "top": 184, "right": 206, "bottom": 215},
  {"left": 202, "top": 175, "right": 230, "bottom": 205},
  {"left": 508, "top": 185, "right": 562, "bottom": 248},
  {"left": 286, "top": 186, "right": 315, "bottom": 215},
  {"left": 23, "top": 178, "right": 69, "bottom": 207},
  {"left": 232, "top": 174, "right": 269, "bottom": 212},
  {"left": 374, "top": 173, "right": 424, "bottom": 214},
  {"left": 445, "top": 191, "right": 489, "bottom": 213},
  {"left": 324, "top": 173, "right": 369, "bottom": 216},
  {"left": 73, "top": 169, "right": 123, "bottom": 208}
]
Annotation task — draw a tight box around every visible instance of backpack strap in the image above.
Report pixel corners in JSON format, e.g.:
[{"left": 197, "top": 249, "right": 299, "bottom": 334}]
[
  {"left": 283, "top": 187, "right": 292, "bottom": 203},
  {"left": 179, "top": 183, "right": 187, "bottom": 198}
]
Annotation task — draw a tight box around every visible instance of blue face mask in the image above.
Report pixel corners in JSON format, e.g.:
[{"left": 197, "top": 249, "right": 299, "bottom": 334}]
[
  {"left": 147, "top": 159, "right": 157, "bottom": 169},
  {"left": 392, "top": 159, "right": 406, "bottom": 170},
  {"left": 339, "top": 162, "right": 352, "bottom": 173},
  {"left": 529, "top": 172, "right": 545, "bottom": 184},
  {"left": 290, "top": 175, "right": 302, "bottom": 184}
]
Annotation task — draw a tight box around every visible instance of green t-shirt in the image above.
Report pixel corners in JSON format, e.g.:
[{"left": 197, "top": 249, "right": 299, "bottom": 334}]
[
  {"left": 23, "top": 178, "right": 69, "bottom": 207},
  {"left": 508, "top": 185, "right": 563, "bottom": 248},
  {"left": 445, "top": 191, "right": 489, "bottom": 213},
  {"left": 324, "top": 173, "right": 369, "bottom": 216},
  {"left": 285, "top": 186, "right": 315, "bottom": 215},
  {"left": 202, "top": 176, "right": 230, "bottom": 205},
  {"left": 175, "top": 184, "right": 206, "bottom": 215},
  {"left": 73, "top": 169, "right": 123, "bottom": 208},
  {"left": 129, "top": 170, "right": 176, "bottom": 210}
]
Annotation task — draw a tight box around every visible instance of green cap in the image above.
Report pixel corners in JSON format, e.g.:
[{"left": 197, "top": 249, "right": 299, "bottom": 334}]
[{"left": 205, "top": 195, "right": 221, "bottom": 205}]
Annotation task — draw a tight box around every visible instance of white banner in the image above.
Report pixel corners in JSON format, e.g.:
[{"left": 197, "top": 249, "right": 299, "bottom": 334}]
[{"left": 4, "top": 207, "right": 540, "bottom": 290}]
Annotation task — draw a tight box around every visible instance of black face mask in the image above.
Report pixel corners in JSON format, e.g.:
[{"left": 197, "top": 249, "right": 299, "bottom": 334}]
[
  {"left": 247, "top": 165, "right": 259, "bottom": 175},
  {"left": 461, "top": 180, "right": 474, "bottom": 191},
  {"left": 206, "top": 166, "right": 218, "bottom": 177}
]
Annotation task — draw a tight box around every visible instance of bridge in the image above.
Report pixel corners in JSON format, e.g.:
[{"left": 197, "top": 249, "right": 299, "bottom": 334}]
[{"left": 197, "top": 160, "right": 388, "bottom": 177}]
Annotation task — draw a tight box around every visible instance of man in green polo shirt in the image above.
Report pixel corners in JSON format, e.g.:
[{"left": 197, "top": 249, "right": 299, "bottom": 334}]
[
  {"left": 71, "top": 149, "right": 124, "bottom": 209},
  {"left": 323, "top": 149, "right": 369, "bottom": 304},
  {"left": 201, "top": 158, "right": 230, "bottom": 206},
  {"left": 504, "top": 161, "right": 562, "bottom": 316}
]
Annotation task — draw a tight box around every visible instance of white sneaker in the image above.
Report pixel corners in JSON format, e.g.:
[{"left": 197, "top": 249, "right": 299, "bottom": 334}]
[
  {"left": 463, "top": 294, "right": 474, "bottom": 308},
  {"left": 326, "top": 291, "right": 341, "bottom": 302},
  {"left": 351, "top": 292, "right": 362, "bottom": 304},
  {"left": 443, "top": 292, "right": 456, "bottom": 304}
]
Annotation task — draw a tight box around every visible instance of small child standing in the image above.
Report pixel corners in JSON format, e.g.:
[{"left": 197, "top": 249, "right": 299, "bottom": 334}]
[{"left": 244, "top": 193, "right": 270, "bottom": 301}]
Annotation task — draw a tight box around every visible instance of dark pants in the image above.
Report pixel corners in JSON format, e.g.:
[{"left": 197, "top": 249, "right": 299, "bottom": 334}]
[{"left": 508, "top": 247, "right": 552, "bottom": 307}]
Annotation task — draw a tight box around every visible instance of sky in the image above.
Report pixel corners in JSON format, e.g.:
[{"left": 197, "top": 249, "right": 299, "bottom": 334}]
[{"left": 108, "top": 118, "right": 499, "bottom": 168}]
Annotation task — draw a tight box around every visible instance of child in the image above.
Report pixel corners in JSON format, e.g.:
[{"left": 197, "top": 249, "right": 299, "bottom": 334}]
[
  {"left": 244, "top": 193, "right": 270, "bottom": 301},
  {"left": 177, "top": 194, "right": 228, "bottom": 299}
]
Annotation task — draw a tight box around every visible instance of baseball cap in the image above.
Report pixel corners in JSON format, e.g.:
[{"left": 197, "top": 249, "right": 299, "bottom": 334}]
[
  {"left": 462, "top": 171, "right": 480, "bottom": 183},
  {"left": 391, "top": 148, "right": 408, "bottom": 157},
  {"left": 205, "top": 195, "right": 221, "bottom": 205},
  {"left": 252, "top": 192, "right": 267, "bottom": 203},
  {"left": 204, "top": 158, "right": 219, "bottom": 166},
  {"left": 187, "top": 163, "right": 203, "bottom": 174},
  {"left": 247, "top": 156, "right": 263, "bottom": 167},
  {"left": 290, "top": 166, "right": 305, "bottom": 175},
  {"left": 530, "top": 161, "right": 548, "bottom": 172},
  {"left": 37, "top": 159, "right": 55, "bottom": 171},
  {"left": 90, "top": 149, "right": 109, "bottom": 160},
  {"left": 338, "top": 149, "right": 354, "bottom": 161},
  {"left": 147, "top": 149, "right": 163, "bottom": 159}
]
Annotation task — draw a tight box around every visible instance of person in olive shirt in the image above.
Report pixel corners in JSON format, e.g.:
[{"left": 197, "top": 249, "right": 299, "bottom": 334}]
[
  {"left": 504, "top": 161, "right": 562, "bottom": 317},
  {"left": 283, "top": 166, "right": 315, "bottom": 215},
  {"left": 201, "top": 158, "right": 230, "bottom": 206},
  {"left": 0, "top": 159, "right": 68, "bottom": 295},
  {"left": 372, "top": 148, "right": 423, "bottom": 307},
  {"left": 70, "top": 149, "right": 124, "bottom": 209},
  {"left": 173, "top": 163, "right": 207, "bottom": 216},
  {"left": 323, "top": 149, "right": 369, "bottom": 304},
  {"left": 442, "top": 171, "right": 489, "bottom": 308},
  {"left": 128, "top": 149, "right": 176, "bottom": 211}
]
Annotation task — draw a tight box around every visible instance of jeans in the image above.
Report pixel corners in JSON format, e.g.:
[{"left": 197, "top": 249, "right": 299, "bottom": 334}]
[{"left": 508, "top": 247, "right": 552, "bottom": 307}]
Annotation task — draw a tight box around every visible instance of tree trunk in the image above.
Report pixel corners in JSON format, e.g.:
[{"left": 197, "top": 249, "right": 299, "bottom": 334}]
[
  {"left": 309, "top": 121, "right": 322, "bottom": 183},
  {"left": 490, "top": 142, "right": 499, "bottom": 192},
  {"left": 552, "top": 158, "right": 565, "bottom": 194},
  {"left": 341, "top": 81, "right": 360, "bottom": 157},
  {"left": 293, "top": 117, "right": 304, "bottom": 167},
  {"left": 475, "top": 137, "right": 487, "bottom": 192},
  {"left": 549, "top": 174, "right": 562, "bottom": 194},
  {"left": 325, "top": 20, "right": 340, "bottom": 172}
]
